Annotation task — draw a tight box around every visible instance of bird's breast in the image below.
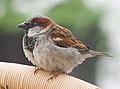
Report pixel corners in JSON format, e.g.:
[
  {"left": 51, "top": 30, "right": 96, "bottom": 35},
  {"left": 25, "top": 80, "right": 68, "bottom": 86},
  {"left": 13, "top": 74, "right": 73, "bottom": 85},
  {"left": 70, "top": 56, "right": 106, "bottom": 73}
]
[{"left": 33, "top": 36, "right": 84, "bottom": 73}]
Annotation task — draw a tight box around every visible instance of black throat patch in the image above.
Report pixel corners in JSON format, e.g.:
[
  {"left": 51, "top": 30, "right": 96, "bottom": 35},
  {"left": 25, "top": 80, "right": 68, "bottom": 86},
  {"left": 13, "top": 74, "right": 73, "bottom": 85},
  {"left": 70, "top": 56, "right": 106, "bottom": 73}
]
[{"left": 23, "top": 35, "right": 38, "bottom": 52}]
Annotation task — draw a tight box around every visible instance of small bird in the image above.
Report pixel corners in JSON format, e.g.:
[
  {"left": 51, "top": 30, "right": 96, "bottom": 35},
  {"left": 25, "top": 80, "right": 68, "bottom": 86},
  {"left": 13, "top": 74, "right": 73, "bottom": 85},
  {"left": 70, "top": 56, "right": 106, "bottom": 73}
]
[{"left": 17, "top": 15, "right": 111, "bottom": 80}]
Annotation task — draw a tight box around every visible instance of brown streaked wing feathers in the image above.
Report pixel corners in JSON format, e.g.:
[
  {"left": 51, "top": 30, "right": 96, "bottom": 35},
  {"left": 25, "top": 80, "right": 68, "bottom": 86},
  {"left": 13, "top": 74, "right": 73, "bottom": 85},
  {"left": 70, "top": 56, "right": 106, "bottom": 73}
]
[{"left": 50, "top": 25, "right": 89, "bottom": 53}]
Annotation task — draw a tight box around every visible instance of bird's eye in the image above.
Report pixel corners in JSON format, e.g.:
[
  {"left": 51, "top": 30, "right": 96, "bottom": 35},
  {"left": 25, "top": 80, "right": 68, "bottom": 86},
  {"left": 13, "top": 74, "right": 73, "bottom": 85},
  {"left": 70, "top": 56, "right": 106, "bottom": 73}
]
[
  {"left": 24, "top": 22, "right": 38, "bottom": 28},
  {"left": 25, "top": 22, "right": 31, "bottom": 25}
]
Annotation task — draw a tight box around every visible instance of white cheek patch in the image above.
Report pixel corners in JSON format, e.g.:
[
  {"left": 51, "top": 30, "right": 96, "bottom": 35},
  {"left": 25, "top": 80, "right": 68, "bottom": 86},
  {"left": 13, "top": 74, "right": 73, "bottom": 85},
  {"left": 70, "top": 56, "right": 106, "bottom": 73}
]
[
  {"left": 27, "top": 25, "right": 52, "bottom": 37},
  {"left": 27, "top": 26, "right": 41, "bottom": 37},
  {"left": 34, "top": 26, "right": 41, "bottom": 31},
  {"left": 27, "top": 28, "right": 34, "bottom": 37},
  {"left": 53, "top": 37, "right": 63, "bottom": 41}
]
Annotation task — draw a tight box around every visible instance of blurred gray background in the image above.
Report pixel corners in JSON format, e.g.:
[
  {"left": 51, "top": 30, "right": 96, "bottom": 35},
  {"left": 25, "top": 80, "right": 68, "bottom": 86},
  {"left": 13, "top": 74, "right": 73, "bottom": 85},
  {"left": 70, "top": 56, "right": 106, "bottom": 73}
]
[{"left": 0, "top": 0, "right": 119, "bottom": 89}]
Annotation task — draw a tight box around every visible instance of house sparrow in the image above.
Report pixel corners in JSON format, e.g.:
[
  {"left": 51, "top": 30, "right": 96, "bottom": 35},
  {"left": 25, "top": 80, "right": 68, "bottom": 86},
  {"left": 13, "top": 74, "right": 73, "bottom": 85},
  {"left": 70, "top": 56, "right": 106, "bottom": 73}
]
[{"left": 17, "top": 15, "right": 111, "bottom": 80}]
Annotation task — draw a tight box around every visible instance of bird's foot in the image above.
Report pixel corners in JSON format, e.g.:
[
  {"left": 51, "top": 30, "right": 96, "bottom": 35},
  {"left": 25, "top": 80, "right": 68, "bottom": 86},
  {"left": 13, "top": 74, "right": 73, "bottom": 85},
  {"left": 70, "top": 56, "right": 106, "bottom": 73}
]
[
  {"left": 48, "top": 71, "right": 66, "bottom": 81},
  {"left": 34, "top": 67, "right": 44, "bottom": 75}
]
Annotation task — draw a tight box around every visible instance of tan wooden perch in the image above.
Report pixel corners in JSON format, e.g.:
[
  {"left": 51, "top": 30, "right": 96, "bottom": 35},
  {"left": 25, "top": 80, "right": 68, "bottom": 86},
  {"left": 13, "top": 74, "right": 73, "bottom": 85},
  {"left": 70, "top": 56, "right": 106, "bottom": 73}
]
[{"left": 0, "top": 62, "right": 100, "bottom": 89}]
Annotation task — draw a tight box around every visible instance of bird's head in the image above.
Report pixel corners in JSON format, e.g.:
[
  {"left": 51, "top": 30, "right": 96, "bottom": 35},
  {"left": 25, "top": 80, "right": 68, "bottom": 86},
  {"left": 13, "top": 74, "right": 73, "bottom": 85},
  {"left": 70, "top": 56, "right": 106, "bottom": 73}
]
[{"left": 17, "top": 15, "right": 54, "bottom": 36}]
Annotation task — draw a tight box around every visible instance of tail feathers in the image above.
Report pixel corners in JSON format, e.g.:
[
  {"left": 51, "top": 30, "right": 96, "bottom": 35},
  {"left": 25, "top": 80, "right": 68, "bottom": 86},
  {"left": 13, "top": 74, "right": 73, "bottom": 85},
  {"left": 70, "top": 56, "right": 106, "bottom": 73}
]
[
  {"left": 89, "top": 50, "right": 113, "bottom": 57},
  {"left": 82, "top": 50, "right": 113, "bottom": 59}
]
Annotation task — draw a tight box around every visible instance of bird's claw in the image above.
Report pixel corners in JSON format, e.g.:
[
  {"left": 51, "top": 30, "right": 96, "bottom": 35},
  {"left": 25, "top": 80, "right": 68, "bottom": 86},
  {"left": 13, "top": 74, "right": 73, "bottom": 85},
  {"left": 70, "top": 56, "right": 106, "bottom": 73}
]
[
  {"left": 34, "top": 67, "right": 44, "bottom": 75},
  {"left": 47, "top": 71, "right": 66, "bottom": 81}
]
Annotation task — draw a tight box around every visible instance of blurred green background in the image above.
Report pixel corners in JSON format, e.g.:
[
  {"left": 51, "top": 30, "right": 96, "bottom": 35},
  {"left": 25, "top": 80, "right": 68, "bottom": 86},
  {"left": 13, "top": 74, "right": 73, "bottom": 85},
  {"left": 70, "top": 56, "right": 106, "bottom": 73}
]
[{"left": 0, "top": 0, "right": 109, "bottom": 86}]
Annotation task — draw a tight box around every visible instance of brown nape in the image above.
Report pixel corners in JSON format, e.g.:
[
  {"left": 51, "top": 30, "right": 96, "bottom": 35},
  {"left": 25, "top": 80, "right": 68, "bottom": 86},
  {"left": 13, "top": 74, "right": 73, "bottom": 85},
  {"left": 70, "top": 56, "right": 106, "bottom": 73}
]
[{"left": 31, "top": 16, "right": 53, "bottom": 29}]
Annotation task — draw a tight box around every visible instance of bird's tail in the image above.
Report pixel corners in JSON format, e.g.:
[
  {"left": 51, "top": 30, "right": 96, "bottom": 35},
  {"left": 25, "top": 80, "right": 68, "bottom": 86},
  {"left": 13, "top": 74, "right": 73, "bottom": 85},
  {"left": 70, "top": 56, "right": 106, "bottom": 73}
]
[{"left": 82, "top": 50, "right": 113, "bottom": 59}]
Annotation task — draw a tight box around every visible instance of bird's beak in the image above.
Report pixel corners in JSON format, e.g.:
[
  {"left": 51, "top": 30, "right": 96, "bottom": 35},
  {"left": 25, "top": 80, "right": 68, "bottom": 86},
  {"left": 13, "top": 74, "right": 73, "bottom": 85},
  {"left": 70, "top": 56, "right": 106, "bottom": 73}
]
[{"left": 17, "top": 22, "right": 27, "bottom": 30}]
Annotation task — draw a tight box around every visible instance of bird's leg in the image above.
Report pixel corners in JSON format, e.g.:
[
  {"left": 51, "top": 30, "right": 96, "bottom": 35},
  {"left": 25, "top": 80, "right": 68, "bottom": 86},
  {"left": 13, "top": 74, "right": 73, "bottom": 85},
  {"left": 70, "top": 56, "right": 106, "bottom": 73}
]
[
  {"left": 34, "top": 66, "right": 44, "bottom": 75},
  {"left": 48, "top": 71, "right": 66, "bottom": 81}
]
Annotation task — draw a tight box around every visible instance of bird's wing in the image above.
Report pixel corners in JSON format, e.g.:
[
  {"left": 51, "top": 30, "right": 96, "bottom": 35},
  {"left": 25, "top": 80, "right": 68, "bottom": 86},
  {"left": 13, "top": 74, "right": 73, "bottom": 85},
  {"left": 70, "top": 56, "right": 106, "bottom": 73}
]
[{"left": 50, "top": 25, "right": 89, "bottom": 53}]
